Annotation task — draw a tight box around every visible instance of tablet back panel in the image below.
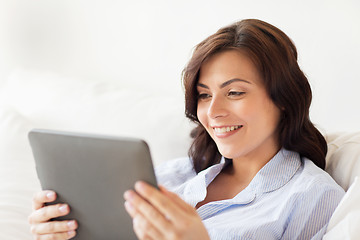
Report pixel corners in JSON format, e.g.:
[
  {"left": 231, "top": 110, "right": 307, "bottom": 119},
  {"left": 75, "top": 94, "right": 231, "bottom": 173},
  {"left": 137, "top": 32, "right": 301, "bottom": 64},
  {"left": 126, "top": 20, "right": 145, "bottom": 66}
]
[{"left": 29, "top": 129, "right": 157, "bottom": 240}]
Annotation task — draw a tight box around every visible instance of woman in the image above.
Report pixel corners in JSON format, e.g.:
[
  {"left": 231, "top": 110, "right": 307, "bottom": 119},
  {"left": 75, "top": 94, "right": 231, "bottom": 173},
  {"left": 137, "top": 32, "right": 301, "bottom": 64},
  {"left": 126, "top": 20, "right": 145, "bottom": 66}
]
[{"left": 28, "top": 19, "right": 344, "bottom": 239}]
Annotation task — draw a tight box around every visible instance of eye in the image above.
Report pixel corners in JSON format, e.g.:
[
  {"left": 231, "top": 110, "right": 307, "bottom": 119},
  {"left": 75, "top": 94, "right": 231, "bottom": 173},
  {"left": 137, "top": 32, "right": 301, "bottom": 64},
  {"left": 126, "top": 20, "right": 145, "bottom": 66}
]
[
  {"left": 198, "top": 93, "right": 212, "bottom": 100},
  {"left": 228, "top": 91, "right": 245, "bottom": 97}
]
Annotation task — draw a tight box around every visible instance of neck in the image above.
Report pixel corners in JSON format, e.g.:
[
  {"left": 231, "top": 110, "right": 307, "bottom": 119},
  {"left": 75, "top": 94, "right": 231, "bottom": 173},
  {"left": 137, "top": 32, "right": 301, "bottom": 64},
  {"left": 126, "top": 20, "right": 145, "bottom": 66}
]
[{"left": 225, "top": 143, "right": 281, "bottom": 184}]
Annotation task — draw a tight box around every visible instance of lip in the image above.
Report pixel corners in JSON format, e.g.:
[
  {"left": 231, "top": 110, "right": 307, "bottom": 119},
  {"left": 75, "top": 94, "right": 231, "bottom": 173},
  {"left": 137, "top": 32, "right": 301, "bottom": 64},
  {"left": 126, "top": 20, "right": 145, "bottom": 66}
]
[{"left": 211, "top": 125, "right": 243, "bottom": 138}]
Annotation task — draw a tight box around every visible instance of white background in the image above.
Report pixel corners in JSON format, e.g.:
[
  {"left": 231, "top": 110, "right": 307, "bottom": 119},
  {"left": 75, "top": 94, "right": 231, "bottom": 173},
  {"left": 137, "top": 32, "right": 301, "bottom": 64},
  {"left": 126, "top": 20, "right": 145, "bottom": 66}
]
[{"left": 0, "top": 0, "right": 359, "bottom": 133}]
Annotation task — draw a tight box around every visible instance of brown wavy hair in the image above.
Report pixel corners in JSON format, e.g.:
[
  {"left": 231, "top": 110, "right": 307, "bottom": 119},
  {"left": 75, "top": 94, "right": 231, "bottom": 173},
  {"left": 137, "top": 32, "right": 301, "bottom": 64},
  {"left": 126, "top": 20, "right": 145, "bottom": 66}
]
[{"left": 182, "top": 19, "right": 327, "bottom": 173}]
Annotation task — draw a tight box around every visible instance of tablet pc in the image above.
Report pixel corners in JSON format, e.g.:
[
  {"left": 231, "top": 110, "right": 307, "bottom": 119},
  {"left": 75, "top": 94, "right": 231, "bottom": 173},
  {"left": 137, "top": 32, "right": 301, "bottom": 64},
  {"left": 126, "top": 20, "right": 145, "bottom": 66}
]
[{"left": 28, "top": 129, "right": 158, "bottom": 240}]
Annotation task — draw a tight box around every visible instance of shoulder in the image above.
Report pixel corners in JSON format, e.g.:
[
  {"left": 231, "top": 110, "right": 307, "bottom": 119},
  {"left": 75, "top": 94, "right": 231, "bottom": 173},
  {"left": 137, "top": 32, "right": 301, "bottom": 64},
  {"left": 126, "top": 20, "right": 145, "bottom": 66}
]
[
  {"left": 282, "top": 157, "right": 345, "bottom": 239},
  {"left": 288, "top": 157, "right": 345, "bottom": 216},
  {"left": 295, "top": 158, "right": 344, "bottom": 194},
  {"left": 154, "top": 157, "right": 196, "bottom": 188}
]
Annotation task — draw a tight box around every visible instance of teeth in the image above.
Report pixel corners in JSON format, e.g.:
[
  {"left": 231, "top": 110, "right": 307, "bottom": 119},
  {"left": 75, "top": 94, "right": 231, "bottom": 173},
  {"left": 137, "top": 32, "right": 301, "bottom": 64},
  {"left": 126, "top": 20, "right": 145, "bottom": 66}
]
[{"left": 214, "top": 125, "right": 242, "bottom": 133}]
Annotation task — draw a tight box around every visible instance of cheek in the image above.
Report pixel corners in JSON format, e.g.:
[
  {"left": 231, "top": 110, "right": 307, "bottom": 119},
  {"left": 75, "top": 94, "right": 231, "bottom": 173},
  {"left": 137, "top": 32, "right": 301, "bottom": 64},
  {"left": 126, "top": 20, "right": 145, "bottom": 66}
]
[
  {"left": 232, "top": 100, "right": 256, "bottom": 120},
  {"left": 254, "top": 100, "right": 281, "bottom": 132},
  {"left": 240, "top": 98, "right": 280, "bottom": 128},
  {"left": 263, "top": 98, "right": 281, "bottom": 124}
]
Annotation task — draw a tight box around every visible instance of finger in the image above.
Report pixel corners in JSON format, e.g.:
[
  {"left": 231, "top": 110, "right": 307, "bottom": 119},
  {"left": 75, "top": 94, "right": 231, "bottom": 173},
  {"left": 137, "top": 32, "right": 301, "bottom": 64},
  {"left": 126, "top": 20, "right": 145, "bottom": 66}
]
[
  {"left": 124, "top": 190, "right": 172, "bottom": 227},
  {"left": 28, "top": 204, "right": 70, "bottom": 224},
  {"left": 31, "top": 220, "right": 78, "bottom": 235},
  {"left": 125, "top": 200, "right": 162, "bottom": 239},
  {"left": 124, "top": 201, "right": 138, "bottom": 218},
  {"left": 133, "top": 215, "right": 162, "bottom": 240},
  {"left": 134, "top": 181, "right": 188, "bottom": 221},
  {"left": 33, "top": 231, "right": 76, "bottom": 240},
  {"left": 124, "top": 190, "right": 171, "bottom": 236},
  {"left": 33, "top": 191, "right": 57, "bottom": 210},
  {"left": 159, "top": 185, "right": 195, "bottom": 213}
]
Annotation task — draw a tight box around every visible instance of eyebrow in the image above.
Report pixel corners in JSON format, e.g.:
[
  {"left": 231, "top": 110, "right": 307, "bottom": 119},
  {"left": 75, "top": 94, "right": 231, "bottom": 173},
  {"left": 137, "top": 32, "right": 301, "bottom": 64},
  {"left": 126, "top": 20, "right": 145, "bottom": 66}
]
[{"left": 197, "top": 78, "right": 252, "bottom": 89}]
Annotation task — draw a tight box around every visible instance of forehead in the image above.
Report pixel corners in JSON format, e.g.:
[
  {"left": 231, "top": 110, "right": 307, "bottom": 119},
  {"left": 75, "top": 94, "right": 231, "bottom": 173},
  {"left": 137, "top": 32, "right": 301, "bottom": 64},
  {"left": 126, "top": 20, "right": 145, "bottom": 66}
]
[{"left": 198, "top": 49, "right": 263, "bottom": 86}]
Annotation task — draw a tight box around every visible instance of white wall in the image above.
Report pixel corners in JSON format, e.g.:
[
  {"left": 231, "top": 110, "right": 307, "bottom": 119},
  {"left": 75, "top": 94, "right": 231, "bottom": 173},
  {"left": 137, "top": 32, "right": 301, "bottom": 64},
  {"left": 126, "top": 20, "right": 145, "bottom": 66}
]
[{"left": 0, "top": 0, "right": 359, "bottom": 133}]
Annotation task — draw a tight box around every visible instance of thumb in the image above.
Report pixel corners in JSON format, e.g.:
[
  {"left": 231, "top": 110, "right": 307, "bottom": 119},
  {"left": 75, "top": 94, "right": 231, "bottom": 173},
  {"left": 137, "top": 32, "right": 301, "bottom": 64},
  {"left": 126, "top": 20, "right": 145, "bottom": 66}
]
[{"left": 159, "top": 185, "right": 196, "bottom": 213}]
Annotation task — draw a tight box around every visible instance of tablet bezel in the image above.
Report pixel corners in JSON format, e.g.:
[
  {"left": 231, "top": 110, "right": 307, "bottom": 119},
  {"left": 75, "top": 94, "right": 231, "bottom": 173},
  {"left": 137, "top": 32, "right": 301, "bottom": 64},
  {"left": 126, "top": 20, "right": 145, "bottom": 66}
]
[{"left": 28, "top": 129, "right": 157, "bottom": 240}]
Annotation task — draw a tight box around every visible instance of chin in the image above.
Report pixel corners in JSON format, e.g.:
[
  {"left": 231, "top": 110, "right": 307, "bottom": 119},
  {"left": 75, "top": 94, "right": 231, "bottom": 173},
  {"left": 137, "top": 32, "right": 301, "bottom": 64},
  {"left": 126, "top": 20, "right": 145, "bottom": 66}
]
[{"left": 217, "top": 146, "right": 244, "bottom": 159}]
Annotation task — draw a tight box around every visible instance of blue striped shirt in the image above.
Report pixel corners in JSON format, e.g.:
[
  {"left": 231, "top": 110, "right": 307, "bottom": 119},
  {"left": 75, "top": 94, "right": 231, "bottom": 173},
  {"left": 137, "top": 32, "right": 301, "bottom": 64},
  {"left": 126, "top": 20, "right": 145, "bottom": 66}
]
[{"left": 155, "top": 149, "right": 345, "bottom": 240}]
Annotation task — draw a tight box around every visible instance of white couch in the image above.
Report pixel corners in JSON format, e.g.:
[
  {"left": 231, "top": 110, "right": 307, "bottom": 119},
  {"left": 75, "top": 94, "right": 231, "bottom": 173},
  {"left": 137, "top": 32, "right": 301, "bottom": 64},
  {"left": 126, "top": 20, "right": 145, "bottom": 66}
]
[{"left": 0, "top": 70, "right": 359, "bottom": 239}]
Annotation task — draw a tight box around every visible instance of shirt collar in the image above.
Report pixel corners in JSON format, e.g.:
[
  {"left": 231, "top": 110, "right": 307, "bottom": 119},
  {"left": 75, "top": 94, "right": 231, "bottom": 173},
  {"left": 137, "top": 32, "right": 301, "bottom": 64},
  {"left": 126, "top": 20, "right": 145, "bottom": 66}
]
[
  {"left": 233, "top": 148, "right": 301, "bottom": 202},
  {"left": 180, "top": 157, "right": 229, "bottom": 206},
  {"left": 181, "top": 148, "right": 302, "bottom": 207}
]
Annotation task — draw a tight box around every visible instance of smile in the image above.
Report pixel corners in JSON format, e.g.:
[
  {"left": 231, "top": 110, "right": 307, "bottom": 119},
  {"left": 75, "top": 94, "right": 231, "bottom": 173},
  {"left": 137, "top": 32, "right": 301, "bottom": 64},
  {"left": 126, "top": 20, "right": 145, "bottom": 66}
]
[{"left": 213, "top": 125, "right": 243, "bottom": 133}]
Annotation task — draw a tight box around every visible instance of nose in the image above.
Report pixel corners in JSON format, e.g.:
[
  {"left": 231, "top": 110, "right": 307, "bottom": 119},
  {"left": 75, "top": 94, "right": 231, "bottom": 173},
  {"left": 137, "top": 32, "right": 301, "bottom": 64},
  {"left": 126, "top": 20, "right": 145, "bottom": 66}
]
[{"left": 207, "top": 96, "right": 228, "bottom": 119}]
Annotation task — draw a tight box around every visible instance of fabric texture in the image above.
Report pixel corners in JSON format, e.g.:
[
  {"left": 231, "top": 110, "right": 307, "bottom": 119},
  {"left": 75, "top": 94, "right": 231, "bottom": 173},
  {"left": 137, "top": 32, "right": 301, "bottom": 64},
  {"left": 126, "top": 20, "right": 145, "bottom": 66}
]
[{"left": 156, "top": 149, "right": 345, "bottom": 240}]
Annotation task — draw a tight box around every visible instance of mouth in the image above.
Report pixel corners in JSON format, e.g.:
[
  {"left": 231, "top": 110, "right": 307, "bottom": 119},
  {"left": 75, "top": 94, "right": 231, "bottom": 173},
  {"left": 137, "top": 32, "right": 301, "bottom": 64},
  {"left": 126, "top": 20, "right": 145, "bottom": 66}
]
[{"left": 213, "top": 125, "right": 243, "bottom": 133}]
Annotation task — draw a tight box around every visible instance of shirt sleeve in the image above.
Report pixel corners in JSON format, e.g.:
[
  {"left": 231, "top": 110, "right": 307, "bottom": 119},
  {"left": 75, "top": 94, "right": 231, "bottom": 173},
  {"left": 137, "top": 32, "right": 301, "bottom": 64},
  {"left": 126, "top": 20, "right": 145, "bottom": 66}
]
[{"left": 282, "top": 184, "right": 345, "bottom": 240}]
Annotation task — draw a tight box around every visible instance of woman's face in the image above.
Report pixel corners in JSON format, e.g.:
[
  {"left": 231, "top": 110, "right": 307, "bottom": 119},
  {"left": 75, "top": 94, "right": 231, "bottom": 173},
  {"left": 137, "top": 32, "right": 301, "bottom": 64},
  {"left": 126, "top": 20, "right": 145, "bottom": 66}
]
[{"left": 196, "top": 50, "right": 281, "bottom": 160}]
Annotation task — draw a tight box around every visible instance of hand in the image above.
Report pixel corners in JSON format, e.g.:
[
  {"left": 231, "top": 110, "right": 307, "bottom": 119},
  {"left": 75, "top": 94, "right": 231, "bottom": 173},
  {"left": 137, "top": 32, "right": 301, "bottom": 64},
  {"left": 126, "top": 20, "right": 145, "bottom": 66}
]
[
  {"left": 124, "top": 181, "right": 210, "bottom": 240},
  {"left": 28, "top": 190, "right": 78, "bottom": 240}
]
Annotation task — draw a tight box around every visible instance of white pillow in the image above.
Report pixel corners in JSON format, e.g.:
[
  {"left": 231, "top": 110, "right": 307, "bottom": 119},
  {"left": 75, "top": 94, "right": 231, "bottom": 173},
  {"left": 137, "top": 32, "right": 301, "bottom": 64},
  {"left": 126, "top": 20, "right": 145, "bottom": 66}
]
[
  {"left": 0, "top": 70, "right": 194, "bottom": 165},
  {"left": 325, "top": 132, "right": 360, "bottom": 191},
  {"left": 324, "top": 133, "right": 360, "bottom": 239},
  {"left": 324, "top": 177, "right": 360, "bottom": 239},
  {"left": 0, "top": 107, "right": 40, "bottom": 240}
]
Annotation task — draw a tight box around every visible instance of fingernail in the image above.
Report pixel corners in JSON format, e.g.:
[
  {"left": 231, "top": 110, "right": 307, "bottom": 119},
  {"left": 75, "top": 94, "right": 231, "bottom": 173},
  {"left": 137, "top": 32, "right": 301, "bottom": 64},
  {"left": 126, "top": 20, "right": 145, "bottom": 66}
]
[
  {"left": 46, "top": 192, "right": 55, "bottom": 200},
  {"left": 135, "top": 181, "right": 146, "bottom": 191},
  {"left": 67, "top": 220, "right": 76, "bottom": 229},
  {"left": 124, "top": 190, "right": 134, "bottom": 200},
  {"left": 124, "top": 201, "right": 134, "bottom": 212},
  {"left": 133, "top": 216, "right": 140, "bottom": 226},
  {"left": 59, "top": 204, "right": 68, "bottom": 213},
  {"left": 67, "top": 230, "right": 76, "bottom": 237}
]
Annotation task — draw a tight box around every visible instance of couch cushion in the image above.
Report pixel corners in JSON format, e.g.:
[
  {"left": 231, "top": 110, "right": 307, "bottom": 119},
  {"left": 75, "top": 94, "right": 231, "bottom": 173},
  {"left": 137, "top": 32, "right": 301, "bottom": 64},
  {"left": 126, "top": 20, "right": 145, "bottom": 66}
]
[{"left": 325, "top": 132, "right": 360, "bottom": 191}]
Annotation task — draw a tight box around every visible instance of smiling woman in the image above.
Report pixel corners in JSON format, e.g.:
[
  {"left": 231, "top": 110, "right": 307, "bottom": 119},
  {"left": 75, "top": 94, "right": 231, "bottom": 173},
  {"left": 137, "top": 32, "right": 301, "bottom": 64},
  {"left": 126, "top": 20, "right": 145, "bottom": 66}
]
[
  {"left": 125, "top": 19, "right": 344, "bottom": 240},
  {"left": 29, "top": 19, "right": 345, "bottom": 240}
]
